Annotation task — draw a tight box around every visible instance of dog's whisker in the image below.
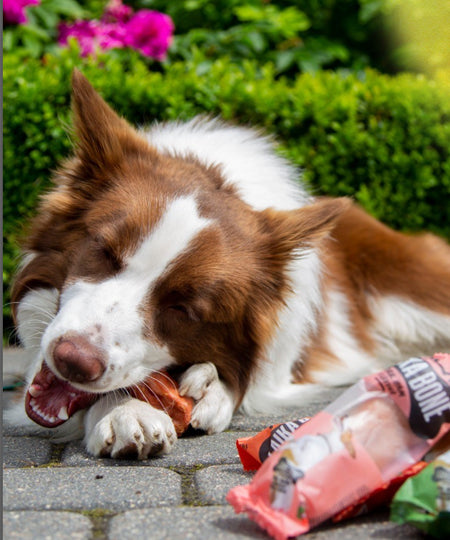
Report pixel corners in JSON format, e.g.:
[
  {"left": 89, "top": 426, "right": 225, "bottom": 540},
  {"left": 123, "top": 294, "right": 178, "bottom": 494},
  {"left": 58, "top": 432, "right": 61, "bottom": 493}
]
[
  {"left": 5, "top": 301, "right": 56, "bottom": 322},
  {"left": 132, "top": 382, "right": 172, "bottom": 416},
  {"left": 142, "top": 376, "right": 177, "bottom": 399}
]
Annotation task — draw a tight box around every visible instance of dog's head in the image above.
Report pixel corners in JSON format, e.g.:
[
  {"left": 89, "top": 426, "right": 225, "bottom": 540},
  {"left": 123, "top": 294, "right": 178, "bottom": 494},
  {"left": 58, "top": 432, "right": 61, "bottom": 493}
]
[{"left": 12, "top": 71, "right": 348, "bottom": 426}]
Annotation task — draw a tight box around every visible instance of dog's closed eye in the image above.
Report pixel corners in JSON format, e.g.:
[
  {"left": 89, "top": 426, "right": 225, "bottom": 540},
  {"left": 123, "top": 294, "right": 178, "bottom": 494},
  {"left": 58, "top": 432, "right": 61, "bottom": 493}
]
[{"left": 165, "top": 303, "right": 200, "bottom": 323}]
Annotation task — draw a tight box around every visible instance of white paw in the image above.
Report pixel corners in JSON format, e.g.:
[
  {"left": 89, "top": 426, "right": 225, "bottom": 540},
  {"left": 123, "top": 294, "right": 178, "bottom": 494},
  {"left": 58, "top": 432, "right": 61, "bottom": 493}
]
[
  {"left": 179, "top": 362, "right": 235, "bottom": 434},
  {"left": 85, "top": 397, "right": 176, "bottom": 459}
]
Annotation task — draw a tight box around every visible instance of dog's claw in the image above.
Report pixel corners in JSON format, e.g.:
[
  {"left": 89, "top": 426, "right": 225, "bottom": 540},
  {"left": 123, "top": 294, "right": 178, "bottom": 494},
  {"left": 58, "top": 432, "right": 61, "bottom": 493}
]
[{"left": 85, "top": 397, "right": 177, "bottom": 459}]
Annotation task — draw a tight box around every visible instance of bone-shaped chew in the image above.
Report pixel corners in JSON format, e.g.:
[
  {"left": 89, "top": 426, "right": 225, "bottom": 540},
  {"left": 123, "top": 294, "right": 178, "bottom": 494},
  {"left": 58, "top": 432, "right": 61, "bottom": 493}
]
[{"left": 127, "top": 371, "right": 194, "bottom": 436}]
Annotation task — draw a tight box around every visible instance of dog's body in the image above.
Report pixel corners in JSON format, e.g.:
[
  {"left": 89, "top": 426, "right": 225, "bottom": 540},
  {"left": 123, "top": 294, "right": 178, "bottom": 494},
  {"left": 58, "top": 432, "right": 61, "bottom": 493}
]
[{"left": 7, "top": 72, "right": 450, "bottom": 459}]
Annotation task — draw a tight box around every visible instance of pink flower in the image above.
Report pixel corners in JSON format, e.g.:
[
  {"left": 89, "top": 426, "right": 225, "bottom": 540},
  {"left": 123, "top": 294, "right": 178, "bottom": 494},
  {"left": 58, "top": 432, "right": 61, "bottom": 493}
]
[
  {"left": 97, "top": 23, "right": 127, "bottom": 51},
  {"left": 3, "top": 0, "right": 40, "bottom": 25},
  {"left": 102, "top": 0, "right": 132, "bottom": 24},
  {"left": 58, "top": 20, "right": 102, "bottom": 57},
  {"left": 58, "top": 20, "right": 129, "bottom": 57},
  {"left": 58, "top": 4, "right": 174, "bottom": 61},
  {"left": 123, "top": 10, "right": 174, "bottom": 60}
]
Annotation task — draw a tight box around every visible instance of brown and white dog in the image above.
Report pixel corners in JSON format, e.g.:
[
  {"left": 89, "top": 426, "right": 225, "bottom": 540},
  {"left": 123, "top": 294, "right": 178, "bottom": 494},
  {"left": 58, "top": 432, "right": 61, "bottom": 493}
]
[{"left": 7, "top": 71, "right": 450, "bottom": 459}]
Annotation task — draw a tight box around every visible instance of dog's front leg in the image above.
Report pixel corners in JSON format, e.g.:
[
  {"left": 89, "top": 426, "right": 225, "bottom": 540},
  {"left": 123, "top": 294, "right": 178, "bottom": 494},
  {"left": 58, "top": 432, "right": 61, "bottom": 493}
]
[
  {"left": 179, "top": 363, "right": 235, "bottom": 434},
  {"left": 84, "top": 396, "right": 177, "bottom": 459}
]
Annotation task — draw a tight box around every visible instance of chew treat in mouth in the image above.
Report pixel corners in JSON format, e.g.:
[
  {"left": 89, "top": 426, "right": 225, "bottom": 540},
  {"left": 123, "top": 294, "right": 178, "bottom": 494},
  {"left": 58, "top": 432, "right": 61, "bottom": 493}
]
[
  {"left": 128, "top": 372, "right": 194, "bottom": 436},
  {"left": 26, "top": 363, "right": 193, "bottom": 434},
  {"left": 227, "top": 354, "right": 450, "bottom": 540}
]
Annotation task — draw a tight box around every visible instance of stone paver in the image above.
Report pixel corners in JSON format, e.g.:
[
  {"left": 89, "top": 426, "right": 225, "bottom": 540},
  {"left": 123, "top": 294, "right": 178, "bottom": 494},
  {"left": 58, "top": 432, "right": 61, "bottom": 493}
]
[
  {"left": 62, "top": 431, "right": 250, "bottom": 468},
  {"left": 3, "top": 511, "right": 93, "bottom": 540},
  {"left": 108, "top": 506, "right": 268, "bottom": 540},
  {"left": 3, "top": 467, "right": 182, "bottom": 511},
  {"left": 3, "top": 436, "right": 54, "bottom": 468},
  {"left": 108, "top": 506, "right": 423, "bottom": 540},
  {"left": 229, "top": 388, "right": 344, "bottom": 432},
  {"left": 195, "top": 465, "right": 253, "bottom": 505}
]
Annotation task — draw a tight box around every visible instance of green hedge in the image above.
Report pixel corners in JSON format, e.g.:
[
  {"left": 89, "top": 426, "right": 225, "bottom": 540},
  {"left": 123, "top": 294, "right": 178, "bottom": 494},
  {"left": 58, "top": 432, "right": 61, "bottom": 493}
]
[{"left": 3, "top": 49, "right": 450, "bottom": 331}]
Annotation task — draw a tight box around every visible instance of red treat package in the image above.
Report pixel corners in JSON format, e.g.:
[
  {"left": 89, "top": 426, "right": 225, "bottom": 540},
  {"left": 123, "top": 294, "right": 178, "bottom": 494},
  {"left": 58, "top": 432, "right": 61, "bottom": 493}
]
[
  {"left": 237, "top": 420, "right": 428, "bottom": 520},
  {"left": 128, "top": 371, "right": 194, "bottom": 436},
  {"left": 227, "top": 354, "right": 450, "bottom": 540},
  {"left": 237, "top": 418, "right": 311, "bottom": 471},
  {"left": 332, "top": 460, "right": 427, "bottom": 522}
]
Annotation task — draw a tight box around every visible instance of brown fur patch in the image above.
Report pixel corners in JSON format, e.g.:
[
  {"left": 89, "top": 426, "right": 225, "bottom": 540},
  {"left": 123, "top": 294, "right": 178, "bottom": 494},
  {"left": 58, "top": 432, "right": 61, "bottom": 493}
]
[{"left": 293, "top": 202, "right": 450, "bottom": 383}]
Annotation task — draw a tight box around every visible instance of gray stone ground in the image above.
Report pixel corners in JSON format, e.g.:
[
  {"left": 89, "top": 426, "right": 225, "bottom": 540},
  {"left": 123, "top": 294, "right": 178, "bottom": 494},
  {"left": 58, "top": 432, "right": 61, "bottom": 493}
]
[{"left": 3, "top": 348, "right": 424, "bottom": 539}]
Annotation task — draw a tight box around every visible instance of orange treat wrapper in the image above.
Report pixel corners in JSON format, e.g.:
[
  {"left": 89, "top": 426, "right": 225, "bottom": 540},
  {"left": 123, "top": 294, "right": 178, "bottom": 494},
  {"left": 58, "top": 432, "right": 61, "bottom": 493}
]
[
  {"left": 237, "top": 418, "right": 311, "bottom": 471},
  {"left": 227, "top": 354, "right": 450, "bottom": 540},
  {"left": 128, "top": 371, "right": 194, "bottom": 436}
]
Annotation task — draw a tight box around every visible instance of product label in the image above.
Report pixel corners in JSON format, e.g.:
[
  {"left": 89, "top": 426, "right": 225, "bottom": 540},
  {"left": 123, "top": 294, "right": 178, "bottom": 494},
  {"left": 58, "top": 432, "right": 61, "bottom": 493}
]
[
  {"left": 396, "top": 356, "right": 450, "bottom": 439},
  {"left": 259, "top": 418, "right": 310, "bottom": 463}
]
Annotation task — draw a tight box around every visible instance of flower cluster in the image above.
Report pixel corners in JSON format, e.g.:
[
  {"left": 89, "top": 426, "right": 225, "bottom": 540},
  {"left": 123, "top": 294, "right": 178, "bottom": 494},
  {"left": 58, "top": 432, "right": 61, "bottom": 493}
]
[
  {"left": 3, "top": 0, "right": 40, "bottom": 25},
  {"left": 58, "top": 0, "right": 174, "bottom": 60}
]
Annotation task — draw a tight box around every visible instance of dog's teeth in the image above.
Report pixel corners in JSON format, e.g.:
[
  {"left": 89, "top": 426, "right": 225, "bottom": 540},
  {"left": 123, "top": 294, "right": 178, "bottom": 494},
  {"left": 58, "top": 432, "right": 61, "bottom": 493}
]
[
  {"left": 28, "top": 384, "right": 43, "bottom": 397},
  {"left": 57, "top": 406, "right": 69, "bottom": 421}
]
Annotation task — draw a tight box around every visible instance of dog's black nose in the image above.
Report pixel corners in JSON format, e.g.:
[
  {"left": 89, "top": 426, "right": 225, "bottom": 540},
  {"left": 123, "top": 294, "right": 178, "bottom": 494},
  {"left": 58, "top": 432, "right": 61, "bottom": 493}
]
[{"left": 53, "top": 336, "right": 106, "bottom": 383}]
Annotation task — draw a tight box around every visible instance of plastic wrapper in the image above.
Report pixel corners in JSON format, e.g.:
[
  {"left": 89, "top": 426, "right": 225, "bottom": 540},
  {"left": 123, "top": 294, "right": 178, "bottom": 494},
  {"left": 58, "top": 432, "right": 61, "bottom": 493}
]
[
  {"left": 390, "top": 449, "right": 450, "bottom": 538},
  {"left": 237, "top": 418, "right": 428, "bottom": 520},
  {"left": 332, "top": 460, "right": 427, "bottom": 521},
  {"left": 237, "top": 419, "right": 428, "bottom": 520},
  {"left": 227, "top": 354, "right": 450, "bottom": 540},
  {"left": 237, "top": 418, "right": 311, "bottom": 471}
]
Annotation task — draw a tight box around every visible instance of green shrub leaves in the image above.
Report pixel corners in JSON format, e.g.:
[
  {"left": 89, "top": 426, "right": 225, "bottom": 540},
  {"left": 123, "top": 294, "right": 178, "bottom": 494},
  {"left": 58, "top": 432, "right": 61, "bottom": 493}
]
[{"left": 3, "top": 49, "right": 450, "bottom": 332}]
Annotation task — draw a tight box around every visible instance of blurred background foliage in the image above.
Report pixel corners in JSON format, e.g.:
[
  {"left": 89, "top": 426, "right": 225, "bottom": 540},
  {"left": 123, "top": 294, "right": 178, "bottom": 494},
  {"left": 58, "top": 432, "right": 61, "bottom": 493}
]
[
  {"left": 3, "top": 0, "right": 450, "bottom": 340},
  {"left": 5, "top": 0, "right": 450, "bottom": 74}
]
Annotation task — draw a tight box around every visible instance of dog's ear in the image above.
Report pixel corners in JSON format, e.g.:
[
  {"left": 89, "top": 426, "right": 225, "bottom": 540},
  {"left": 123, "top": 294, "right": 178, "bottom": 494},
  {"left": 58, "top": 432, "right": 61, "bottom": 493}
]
[
  {"left": 71, "top": 69, "right": 152, "bottom": 172},
  {"left": 261, "top": 197, "right": 351, "bottom": 258}
]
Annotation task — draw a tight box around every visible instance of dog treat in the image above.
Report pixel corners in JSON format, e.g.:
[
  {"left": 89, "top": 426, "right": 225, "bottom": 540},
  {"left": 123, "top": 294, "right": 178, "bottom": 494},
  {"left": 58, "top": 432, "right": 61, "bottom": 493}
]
[
  {"left": 237, "top": 418, "right": 311, "bottom": 471},
  {"left": 390, "top": 450, "right": 450, "bottom": 538},
  {"left": 227, "top": 354, "right": 450, "bottom": 540},
  {"left": 128, "top": 371, "right": 194, "bottom": 435}
]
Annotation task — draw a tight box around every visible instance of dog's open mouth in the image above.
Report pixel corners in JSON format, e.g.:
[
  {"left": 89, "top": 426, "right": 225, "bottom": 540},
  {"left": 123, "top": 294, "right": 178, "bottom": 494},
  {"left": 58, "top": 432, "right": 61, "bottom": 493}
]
[{"left": 25, "top": 362, "right": 98, "bottom": 428}]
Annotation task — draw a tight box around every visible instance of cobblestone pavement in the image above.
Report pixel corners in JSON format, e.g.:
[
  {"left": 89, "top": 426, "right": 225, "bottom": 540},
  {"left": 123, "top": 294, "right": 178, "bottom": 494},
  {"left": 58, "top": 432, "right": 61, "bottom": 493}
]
[{"left": 3, "top": 349, "right": 423, "bottom": 539}]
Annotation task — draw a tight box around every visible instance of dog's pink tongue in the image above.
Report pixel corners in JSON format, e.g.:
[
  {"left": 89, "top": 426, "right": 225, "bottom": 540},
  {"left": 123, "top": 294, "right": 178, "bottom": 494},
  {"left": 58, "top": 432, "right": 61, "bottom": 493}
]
[{"left": 25, "top": 362, "right": 98, "bottom": 428}]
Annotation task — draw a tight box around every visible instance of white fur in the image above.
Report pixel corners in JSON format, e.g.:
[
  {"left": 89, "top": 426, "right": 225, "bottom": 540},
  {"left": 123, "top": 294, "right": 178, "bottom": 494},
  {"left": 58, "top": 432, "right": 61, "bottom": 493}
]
[
  {"left": 241, "top": 249, "right": 325, "bottom": 413},
  {"left": 16, "top": 287, "right": 59, "bottom": 351},
  {"left": 146, "top": 118, "right": 311, "bottom": 211},
  {"left": 41, "top": 196, "right": 211, "bottom": 393},
  {"left": 369, "top": 295, "right": 450, "bottom": 362},
  {"left": 179, "top": 363, "right": 235, "bottom": 434},
  {"left": 312, "top": 289, "right": 379, "bottom": 385},
  {"left": 85, "top": 396, "right": 176, "bottom": 459}
]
